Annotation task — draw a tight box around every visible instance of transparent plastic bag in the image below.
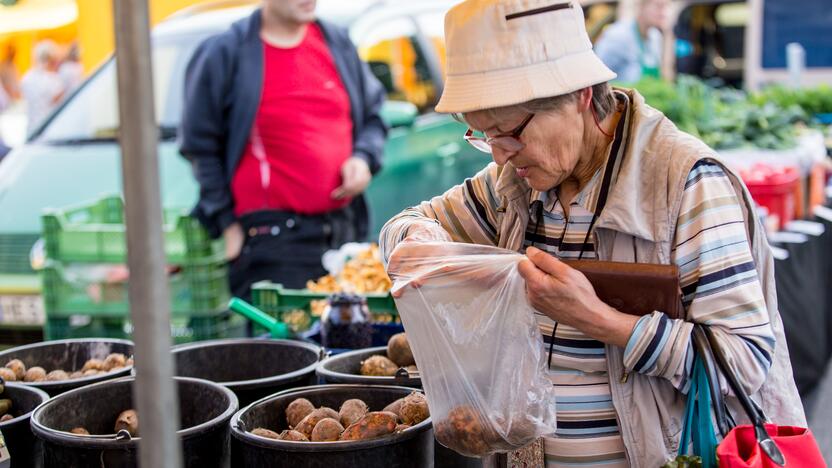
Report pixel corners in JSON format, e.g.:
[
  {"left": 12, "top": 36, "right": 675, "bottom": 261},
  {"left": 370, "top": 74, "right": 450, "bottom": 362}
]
[{"left": 388, "top": 242, "right": 557, "bottom": 457}]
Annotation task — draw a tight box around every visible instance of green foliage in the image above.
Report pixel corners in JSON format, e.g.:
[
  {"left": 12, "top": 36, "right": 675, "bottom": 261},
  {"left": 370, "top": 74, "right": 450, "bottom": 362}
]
[
  {"left": 631, "top": 75, "right": 807, "bottom": 150},
  {"left": 661, "top": 455, "right": 704, "bottom": 468},
  {"left": 750, "top": 84, "right": 832, "bottom": 117}
]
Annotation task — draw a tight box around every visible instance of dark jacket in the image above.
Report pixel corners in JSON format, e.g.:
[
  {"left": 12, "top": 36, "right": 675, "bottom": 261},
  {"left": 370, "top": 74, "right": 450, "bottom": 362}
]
[{"left": 179, "top": 10, "right": 387, "bottom": 239}]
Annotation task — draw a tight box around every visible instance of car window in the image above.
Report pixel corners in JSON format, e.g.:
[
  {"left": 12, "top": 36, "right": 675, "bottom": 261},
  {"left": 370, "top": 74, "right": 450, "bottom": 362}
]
[
  {"left": 37, "top": 38, "right": 198, "bottom": 143},
  {"left": 356, "top": 16, "right": 439, "bottom": 113}
]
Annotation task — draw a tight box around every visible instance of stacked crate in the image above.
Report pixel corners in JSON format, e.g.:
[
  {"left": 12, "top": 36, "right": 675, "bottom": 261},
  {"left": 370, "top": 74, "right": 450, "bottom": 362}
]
[{"left": 40, "top": 195, "right": 244, "bottom": 343}]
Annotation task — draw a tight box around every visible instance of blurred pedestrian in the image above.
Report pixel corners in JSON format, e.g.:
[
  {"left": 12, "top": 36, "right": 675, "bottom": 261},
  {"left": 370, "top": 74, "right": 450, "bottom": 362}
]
[
  {"left": 179, "top": 0, "right": 387, "bottom": 302},
  {"left": 21, "top": 40, "right": 65, "bottom": 134},
  {"left": 59, "top": 42, "right": 84, "bottom": 92},
  {"left": 594, "top": 0, "right": 670, "bottom": 82},
  {"left": 0, "top": 43, "right": 21, "bottom": 102}
]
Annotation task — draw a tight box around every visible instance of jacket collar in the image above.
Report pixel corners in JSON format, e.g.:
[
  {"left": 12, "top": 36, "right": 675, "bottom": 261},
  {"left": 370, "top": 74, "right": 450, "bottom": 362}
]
[{"left": 495, "top": 88, "right": 670, "bottom": 243}]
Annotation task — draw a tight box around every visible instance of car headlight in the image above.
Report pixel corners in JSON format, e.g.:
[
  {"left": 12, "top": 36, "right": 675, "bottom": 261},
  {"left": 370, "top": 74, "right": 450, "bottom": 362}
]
[{"left": 30, "top": 238, "right": 46, "bottom": 271}]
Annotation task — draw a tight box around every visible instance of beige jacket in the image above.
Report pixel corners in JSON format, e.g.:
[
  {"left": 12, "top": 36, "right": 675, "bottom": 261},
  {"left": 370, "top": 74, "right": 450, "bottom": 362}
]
[{"left": 381, "top": 89, "right": 806, "bottom": 466}]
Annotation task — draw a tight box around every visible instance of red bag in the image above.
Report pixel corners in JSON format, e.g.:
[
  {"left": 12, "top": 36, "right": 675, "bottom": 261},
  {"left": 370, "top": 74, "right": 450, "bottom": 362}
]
[
  {"left": 693, "top": 326, "right": 826, "bottom": 468},
  {"left": 717, "top": 424, "right": 826, "bottom": 468}
]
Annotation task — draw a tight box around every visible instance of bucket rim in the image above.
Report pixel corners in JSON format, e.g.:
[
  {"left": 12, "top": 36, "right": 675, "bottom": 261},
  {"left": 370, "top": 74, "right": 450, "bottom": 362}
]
[
  {"left": 170, "top": 338, "right": 324, "bottom": 389},
  {"left": 0, "top": 382, "right": 50, "bottom": 427},
  {"left": 0, "top": 338, "right": 135, "bottom": 391},
  {"left": 229, "top": 383, "right": 431, "bottom": 452},
  {"left": 315, "top": 347, "right": 421, "bottom": 386},
  {"left": 30, "top": 375, "right": 239, "bottom": 448}
]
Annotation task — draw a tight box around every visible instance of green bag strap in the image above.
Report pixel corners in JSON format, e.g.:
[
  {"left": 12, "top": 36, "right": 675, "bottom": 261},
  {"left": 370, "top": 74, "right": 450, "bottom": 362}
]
[
  {"left": 679, "top": 357, "right": 718, "bottom": 456},
  {"left": 691, "top": 357, "right": 718, "bottom": 468}
]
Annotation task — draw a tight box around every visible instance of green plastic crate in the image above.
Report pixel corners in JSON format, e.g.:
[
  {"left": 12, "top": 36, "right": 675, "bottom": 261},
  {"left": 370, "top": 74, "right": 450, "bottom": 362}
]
[
  {"left": 44, "top": 312, "right": 246, "bottom": 344},
  {"left": 250, "top": 281, "right": 397, "bottom": 333},
  {"left": 41, "top": 256, "right": 229, "bottom": 317},
  {"left": 41, "top": 195, "right": 223, "bottom": 264}
]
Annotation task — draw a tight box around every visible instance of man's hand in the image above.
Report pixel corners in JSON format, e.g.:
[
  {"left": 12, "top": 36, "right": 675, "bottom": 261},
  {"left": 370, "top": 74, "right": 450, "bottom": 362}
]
[
  {"left": 223, "top": 222, "right": 245, "bottom": 261},
  {"left": 332, "top": 156, "right": 372, "bottom": 200},
  {"left": 517, "top": 247, "right": 638, "bottom": 347}
]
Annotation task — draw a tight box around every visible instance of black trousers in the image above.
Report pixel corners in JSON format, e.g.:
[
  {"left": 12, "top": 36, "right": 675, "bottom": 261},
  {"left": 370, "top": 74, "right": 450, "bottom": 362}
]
[{"left": 228, "top": 208, "right": 357, "bottom": 303}]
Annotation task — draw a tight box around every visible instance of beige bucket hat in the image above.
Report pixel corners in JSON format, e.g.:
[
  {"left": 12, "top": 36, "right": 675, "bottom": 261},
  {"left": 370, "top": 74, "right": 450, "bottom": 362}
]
[{"left": 435, "top": 0, "right": 617, "bottom": 114}]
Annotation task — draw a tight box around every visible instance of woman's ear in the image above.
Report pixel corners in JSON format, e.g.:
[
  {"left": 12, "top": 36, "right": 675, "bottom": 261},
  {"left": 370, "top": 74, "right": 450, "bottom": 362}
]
[{"left": 576, "top": 86, "right": 594, "bottom": 114}]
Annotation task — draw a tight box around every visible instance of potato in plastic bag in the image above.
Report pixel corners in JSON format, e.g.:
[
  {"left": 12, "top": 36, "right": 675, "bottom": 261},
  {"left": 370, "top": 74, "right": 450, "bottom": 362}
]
[{"left": 387, "top": 242, "right": 556, "bottom": 457}]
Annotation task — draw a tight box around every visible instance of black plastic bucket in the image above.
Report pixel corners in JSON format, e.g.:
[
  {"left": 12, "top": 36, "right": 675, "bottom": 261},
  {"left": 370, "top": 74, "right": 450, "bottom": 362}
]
[
  {"left": 171, "top": 338, "right": 323, "bottom": 406},
  {"left": 316, "top": 346, "right": 421, "bottom": 388},
  {"left": 231, "top": 384, "right": 433, "bottom": 467},
  {"left": 316, "top": 348, "right": 483, "bottom": 467},
  {"left": 0, "top": 339, "right": 133, "bottom": 395},
  {"left": 30, "top": 376, "right": 238, "bottom": 468},
  {"left": 0, "top": 383, "right": 50, "bottom": 467}
]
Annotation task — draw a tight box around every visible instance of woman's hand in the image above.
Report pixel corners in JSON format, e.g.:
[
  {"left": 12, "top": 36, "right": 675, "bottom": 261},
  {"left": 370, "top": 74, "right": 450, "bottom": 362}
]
[{"left": 518, "top": 247, "right": 639, "bottom": 348}]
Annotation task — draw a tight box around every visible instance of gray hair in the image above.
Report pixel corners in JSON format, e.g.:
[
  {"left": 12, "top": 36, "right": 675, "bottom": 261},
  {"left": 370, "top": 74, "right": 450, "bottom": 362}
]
[
  {"left": 32, "top": 40, "right": 57, "bottom": 66},
  {"left": 458, "top": 82, "right": 616, "bottom": 124}
]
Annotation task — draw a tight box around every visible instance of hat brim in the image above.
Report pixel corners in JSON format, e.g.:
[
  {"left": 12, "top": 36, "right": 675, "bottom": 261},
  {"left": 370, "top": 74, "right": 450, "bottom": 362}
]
[{"left": 434, "top": 50, "right": 617, "bottom": 114}]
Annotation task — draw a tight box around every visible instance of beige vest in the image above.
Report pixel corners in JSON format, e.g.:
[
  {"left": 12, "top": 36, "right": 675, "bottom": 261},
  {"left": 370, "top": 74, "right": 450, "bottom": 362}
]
[{"left": 494, "top": 89, "right": 806, "bottom": 466}]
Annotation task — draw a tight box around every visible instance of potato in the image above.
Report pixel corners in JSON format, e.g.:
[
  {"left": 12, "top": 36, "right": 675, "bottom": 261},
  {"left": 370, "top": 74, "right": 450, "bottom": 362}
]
[
  {"left": 0, "top": 400, "right": 11, "bottom": 416},
  {"left": 285, "top": 398, "right": 315, "bottom": 429},
  {"left": 69, "top": 371, "right": 84, "bottom": 380},
  {"left": 5, "top": 360, "right": 25, "bottom": 380},
  {"left": 114, "top": 409, "right": 139, "bottom": 437},
  {"left": 279, "top": 430, "right": 309, "bottom": 442},
  {"left": 82, "top": 359, "right": 105, "bottom": 372},
  {"left": 82, "top": 369, "right": 100, "bottom": 377},
  {"left": 46, "top": 370, "right": 69, "bottom": 381},
  {"left": 339, "top": 412, "right": 397, "bottom": 441},
  {"left": 395, "top": 424, "right": 411, "bottom": 433},
  {"left": 434, "top": 405, "right": 497, "bottom": 457},
  {"left": 126, "top": 357, "right": 134, "bottom": 367},
  {"left": 294, "top": 408, "right": 340, "bottom": 438},
  {"left": 400, "top": 392, "right": 429, "bottom": 425},
  {"left": 251, "top": 428, "right": 280, "bottom": 440},
  {"left": 311, "top": 418, "right": 344, "bottom": 442},
  {"left": 359, "top": 355, "right": 398, "bottom": 377},
  {"left": 24, "top": 367, "right": 47, "bottom": 382},
  {"left": 382, "top": 398, "right": 404, "bottom": 420},
  {"left": 0, "top": 414, "right": 13, "bottom": 423},
  {"left": 338, "top": 399, "right": 368, "bottom": 427},
  {"left": 386, "top": 333, "right": 415, "bottom": 367},
  {"left": 0, "top": 368, "right": 17, "bottom": 382},
  {"left": 103, "top": 353, "right": 127, "bottom": 371},
  {"left": 70, "top": 427, "right": 90, "bottom": 435}
]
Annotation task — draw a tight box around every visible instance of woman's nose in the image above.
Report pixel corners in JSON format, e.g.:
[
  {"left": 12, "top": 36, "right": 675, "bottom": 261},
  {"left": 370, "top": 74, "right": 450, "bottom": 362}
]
[{"left": 491, "top": 146, "right": 516, "bottom": 166}]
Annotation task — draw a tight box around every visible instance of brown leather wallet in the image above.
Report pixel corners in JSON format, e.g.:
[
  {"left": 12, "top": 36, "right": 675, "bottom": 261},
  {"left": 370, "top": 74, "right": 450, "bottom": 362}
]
[{"left": 563, "top": 260, "right": 684, "bottom": 320}]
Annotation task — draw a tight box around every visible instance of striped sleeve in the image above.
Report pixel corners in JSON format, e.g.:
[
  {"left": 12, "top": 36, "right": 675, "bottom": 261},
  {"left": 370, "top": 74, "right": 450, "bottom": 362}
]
[
  {"left": 379, "top": 163, "right": 503, "bottom": 264},
  {"left": 622, "top": 162, "right": 774, "bottom": 395}
]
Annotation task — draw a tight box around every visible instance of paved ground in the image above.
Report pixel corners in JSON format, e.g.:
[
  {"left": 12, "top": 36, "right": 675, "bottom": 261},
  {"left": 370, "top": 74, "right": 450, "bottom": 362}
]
[{"left": 805, "top": 361, "right": 832, "bottom": 462}]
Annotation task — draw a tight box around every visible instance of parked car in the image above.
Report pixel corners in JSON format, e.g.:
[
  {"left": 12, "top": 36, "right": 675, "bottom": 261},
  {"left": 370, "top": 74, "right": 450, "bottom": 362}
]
[{"left": 0, "top": 0, "right": 487, "bottom": 334}]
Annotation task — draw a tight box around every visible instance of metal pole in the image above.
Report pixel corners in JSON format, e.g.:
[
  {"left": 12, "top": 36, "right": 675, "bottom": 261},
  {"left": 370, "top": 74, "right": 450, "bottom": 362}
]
[{"left": 112, "top": 1, "right": 184, "bottom": 467}]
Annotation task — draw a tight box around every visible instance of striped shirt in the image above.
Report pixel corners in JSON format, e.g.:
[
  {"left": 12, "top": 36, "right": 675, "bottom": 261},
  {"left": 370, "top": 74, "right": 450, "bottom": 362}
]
[
  {"left": 526, "top": 95, "right": 629, "bottom": 467},
  {"left": 380, "top": 94, "right": 774, "bottom": 467}
]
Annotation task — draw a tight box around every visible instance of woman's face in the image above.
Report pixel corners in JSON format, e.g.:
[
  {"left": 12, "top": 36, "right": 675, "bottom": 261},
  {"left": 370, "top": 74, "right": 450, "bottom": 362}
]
[{"left": 465, "top": 101, "right": 587, "bottom": 192}]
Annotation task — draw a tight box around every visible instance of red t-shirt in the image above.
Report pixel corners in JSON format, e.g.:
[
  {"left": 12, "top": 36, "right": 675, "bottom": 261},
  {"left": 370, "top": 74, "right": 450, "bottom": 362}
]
[{"left": 231, "top": 23, "right": 353, "bottom": 216}]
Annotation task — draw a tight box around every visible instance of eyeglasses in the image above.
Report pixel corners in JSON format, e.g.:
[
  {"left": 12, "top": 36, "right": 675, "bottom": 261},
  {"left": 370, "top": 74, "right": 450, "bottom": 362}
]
[{"left": 464, "top": 113, "right": 535, "bottom": 154}]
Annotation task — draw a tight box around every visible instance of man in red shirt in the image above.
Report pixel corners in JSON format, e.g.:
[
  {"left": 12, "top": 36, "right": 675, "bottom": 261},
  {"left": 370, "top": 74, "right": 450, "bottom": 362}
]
[{"left": 180, "top": 0, "right": 386, "bottom": 302}]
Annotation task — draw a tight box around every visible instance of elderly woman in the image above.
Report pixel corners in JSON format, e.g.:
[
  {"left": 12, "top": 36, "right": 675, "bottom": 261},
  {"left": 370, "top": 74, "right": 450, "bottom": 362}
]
[{"left": 380, "top": 1, "right": 805, "bottom": 467}]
